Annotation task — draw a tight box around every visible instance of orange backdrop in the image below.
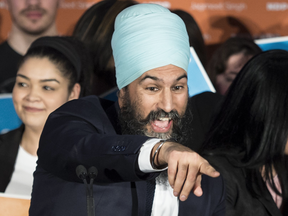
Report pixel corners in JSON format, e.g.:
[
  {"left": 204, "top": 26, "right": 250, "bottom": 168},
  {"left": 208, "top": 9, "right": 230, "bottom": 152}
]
[{"left": 0, "top": 0, "right": 288, "bottom": 46}]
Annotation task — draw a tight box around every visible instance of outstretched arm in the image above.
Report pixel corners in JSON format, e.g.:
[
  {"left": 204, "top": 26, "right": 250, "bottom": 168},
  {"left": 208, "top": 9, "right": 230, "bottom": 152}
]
[{"left": 151, "top": 141, "right": 220, "bottom": 201}]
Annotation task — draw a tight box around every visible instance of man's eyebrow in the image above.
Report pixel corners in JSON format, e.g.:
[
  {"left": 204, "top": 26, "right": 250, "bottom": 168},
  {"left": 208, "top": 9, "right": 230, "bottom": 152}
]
[
  {"left": 139, "top": 74, "right": 187, "bottom": 83},
  {"left": 16, "top": 74, "right": 60, "bottom": 84},
  {"left": 177, "top": 74, "right": 187, "bottom": 81},
  {"left": 139, "top": 75, "right": 160, "bottom": 83}
]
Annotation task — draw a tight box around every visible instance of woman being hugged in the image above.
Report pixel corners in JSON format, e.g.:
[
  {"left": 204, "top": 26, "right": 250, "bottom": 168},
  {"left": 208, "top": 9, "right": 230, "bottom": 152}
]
[
  {"left": 202, "top": 50, "right": 288, "bottom": 216},
  {"left": 0, "top": 36, "right": 92, "bottom": 196}
]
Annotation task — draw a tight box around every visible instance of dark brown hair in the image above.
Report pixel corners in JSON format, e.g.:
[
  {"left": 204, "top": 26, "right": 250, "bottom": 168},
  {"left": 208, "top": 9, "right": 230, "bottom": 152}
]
[{"left": 73, "top": 0, "right": 137, "bottom": 95}]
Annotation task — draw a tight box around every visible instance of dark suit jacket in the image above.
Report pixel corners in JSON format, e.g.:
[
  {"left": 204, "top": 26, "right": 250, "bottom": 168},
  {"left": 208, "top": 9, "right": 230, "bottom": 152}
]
[
  {"left": 0, "top": 125, "right": 24, "bottom": 192},
  {"left": 29, "top": 95, "right": 225, "bottom": 216},
  {"left": 205, "top": 155, "right": 283, "bottom": 216}
]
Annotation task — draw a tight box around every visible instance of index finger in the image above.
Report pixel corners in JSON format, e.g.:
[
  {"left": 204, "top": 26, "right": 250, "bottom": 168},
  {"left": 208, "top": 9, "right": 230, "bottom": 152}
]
[{"left": 199, "top": 160, "right": 220, "bottom": 177}]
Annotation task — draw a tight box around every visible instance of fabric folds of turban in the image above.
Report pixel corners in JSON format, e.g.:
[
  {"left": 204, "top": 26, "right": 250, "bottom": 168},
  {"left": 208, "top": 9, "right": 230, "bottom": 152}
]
[{"left": 112, "top": 4, "right": 190, "bottom": 90}]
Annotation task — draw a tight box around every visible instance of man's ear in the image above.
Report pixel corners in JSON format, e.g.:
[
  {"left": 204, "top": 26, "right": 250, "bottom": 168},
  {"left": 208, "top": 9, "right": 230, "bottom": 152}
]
[{"left": 68, "top": 83, "right": 81, "bottom": 100}]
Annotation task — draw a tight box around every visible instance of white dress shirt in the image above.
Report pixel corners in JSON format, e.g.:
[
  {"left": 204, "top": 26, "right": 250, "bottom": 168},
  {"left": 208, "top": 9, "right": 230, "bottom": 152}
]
[{"left": 138, "top": 139, "right": 179, "bottom": 216}]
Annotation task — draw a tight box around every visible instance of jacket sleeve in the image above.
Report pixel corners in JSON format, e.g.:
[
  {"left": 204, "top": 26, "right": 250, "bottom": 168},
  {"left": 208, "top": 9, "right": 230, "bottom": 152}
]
[
  {"left": 212, "top": 175, "right": 226, "bottom": 216},
  {"left": 37, "top": 96, "right": 155, "bottom": 184}
]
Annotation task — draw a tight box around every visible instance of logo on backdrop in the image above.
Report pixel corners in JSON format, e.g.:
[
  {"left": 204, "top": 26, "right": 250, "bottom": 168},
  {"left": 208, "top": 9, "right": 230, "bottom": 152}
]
[
  {"left": 60, "top": 1, "right": 94, "bottom": 9},
  {"left": 191, "top": 2, "right": 247, "bottom": 12},
  {"left": 266, "top": 2, "right": 288, "bottom": 11},
  {"left": 142, "top": 1, "right": 171, "bottom": 8}
]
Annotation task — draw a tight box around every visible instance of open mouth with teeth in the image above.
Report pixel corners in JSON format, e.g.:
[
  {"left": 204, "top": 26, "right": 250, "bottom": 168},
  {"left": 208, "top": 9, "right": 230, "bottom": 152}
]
[{"left": 150, "top": 117, "right": 173, "bottom": 133}]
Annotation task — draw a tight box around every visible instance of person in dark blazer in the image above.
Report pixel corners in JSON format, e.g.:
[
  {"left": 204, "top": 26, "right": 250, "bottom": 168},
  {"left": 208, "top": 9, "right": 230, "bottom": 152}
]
[
  {"left": 29, "top": 4, "right": 225, "bottom": 216},
  {"left": 202, "top": 50, "right": 288, "bottom": 215},
  {"left": 0, "top": 36, "right": 93, "bottom": 195},
  {"left": 30, "top": 95, "right": 225, "bottom": 216}
]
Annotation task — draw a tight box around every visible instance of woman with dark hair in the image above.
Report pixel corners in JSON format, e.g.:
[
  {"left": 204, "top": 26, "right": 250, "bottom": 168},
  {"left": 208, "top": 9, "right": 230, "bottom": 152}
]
[
  {"left": 0, "top": 36, "right": 93, "bottom": 196},
  {"left": 171, "top": 9, "right": 207, "bottom": 68},
  {"left": 73, "top": 0, "right": 137, "bottom": 96},
  {"left": 207, "top": 36, "right": 262, "bottom": 95},
  {"left": 202, "top": 50, "right": 288, "bottom": 215}
]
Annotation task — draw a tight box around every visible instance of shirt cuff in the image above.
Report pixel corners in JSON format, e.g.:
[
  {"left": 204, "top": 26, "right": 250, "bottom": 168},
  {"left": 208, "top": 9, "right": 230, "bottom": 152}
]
[{"left": 138, "top": 138, "right": 168, "bottom": 173}]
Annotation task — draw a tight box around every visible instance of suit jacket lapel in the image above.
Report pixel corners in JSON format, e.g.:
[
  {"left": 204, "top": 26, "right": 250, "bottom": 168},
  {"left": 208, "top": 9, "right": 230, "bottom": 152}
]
[
  {"left": 0, "top": 125, "right": 24, "bottom": 192},
  {"left": 135, "top": 181, "right": 151, "bottom": 216},
  {"left": 105, "top": 101, "right": 121, "bottom": 134},
  {"left": 106, "top": 101, "right": 156, "bottom": 216}
]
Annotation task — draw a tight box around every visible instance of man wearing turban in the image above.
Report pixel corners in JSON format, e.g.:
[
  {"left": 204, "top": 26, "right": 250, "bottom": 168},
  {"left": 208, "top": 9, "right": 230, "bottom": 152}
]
[{"left": 30, "top": 4, "right": 225, "bottom": 216}]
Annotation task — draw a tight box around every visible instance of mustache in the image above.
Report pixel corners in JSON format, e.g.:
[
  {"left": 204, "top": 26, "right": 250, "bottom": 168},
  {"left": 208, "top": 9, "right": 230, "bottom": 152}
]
[
  {"left": 138, "top": 109, "right": 180, "bottom": 125},
  {"left": 20, "top": 6, "right": 47, "bottom": 15}
]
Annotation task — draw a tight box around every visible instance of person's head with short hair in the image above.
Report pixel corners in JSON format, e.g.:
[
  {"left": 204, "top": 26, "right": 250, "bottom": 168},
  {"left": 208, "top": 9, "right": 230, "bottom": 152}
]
[
  {"left": 73, "top": 0, "right": 137, "bottom": 95},
  {"left": 204, "top": 50, "right": 288, "bottom": 206},
  {"left": 171, "top": 9, "right": 207, "bottom": 68},
  {"left": 12, "top": 36, "right": 93, "bottom": 130},
  {"left": 5, "top": 0, "right": 60, "bottom": 56},
  {"left": 6, "top": 0, "right": 60, "bottom": 35},
  {"left": 207, "top": 36, "right": 262, "bottom": 95},
  {"left": 112, "top": 4, "right": 191, "bottom": 142}
]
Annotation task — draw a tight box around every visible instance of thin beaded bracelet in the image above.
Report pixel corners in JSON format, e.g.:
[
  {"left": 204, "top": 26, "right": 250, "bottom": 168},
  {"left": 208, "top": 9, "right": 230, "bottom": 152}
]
[{"left": 151, "top": 140, "right": 166, "bottom": 169}]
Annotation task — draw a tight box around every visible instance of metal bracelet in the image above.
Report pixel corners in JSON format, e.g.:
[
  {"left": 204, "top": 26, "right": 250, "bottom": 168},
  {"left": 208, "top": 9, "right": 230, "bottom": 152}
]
[{"left": 151, "top": 140, "right": 166, "bottom": 169}]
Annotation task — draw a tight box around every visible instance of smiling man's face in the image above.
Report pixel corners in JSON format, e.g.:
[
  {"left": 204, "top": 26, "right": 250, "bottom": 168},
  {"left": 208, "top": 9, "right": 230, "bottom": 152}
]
[{"left": 118, "top": 64, "right": 189, "bottom": 140}]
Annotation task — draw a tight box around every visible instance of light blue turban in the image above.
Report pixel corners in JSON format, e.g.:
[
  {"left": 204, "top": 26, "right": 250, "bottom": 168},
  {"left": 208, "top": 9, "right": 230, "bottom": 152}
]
[{"left": 112, "top": 3, "right": 190, "bottom": 90}]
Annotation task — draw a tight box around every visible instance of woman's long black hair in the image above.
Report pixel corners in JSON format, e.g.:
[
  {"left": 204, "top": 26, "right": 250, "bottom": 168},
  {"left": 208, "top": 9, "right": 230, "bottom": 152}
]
[{"left": 202, "top": 49, "right": 288, "bottom": 213}]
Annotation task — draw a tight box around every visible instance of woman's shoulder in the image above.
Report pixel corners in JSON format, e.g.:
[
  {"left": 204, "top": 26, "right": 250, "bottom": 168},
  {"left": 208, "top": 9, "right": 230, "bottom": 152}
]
[
  {"left": 204, "top": 153, "right": 230, "bottom": 168},
  {"left": 204, "top": 153, "right": 243, "bottom": 177},
  {"left": 0, "top": 126, "right": 23, "bottom": 164},
  {"left": 204, "top": 153, "right": 252, "bottom": 214},
  {"left": 0, "top": 125, "right": 24, "bottom": 151},
  {"left": 203, "top": 152, "right": 248, "bottom": 196},
  {"left": 0, "top": 125, "right": 24, "bottom": 142}
]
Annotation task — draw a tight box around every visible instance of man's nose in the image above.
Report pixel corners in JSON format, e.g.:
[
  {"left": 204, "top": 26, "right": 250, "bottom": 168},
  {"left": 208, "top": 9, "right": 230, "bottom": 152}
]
[
  {"left": 158, "top": 88, "right": 174, "bottom": 113},
  {"left": 26, "top": 0, "right": 40, "bottom": 6}
]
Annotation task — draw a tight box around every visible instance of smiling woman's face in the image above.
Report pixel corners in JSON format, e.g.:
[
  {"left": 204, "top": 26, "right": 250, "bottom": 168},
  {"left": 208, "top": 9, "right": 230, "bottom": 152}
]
[{"left": 12, "top": 57, "right": 78, "bottom": 130}]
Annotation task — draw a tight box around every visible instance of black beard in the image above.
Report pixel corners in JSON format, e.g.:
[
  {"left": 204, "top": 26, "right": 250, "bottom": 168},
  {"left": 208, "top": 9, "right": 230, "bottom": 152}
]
[{"left": 118, "top": 90, "right": 192, "bottom": 144}]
